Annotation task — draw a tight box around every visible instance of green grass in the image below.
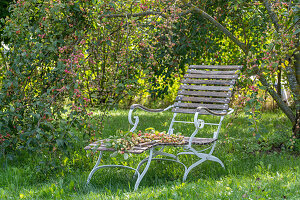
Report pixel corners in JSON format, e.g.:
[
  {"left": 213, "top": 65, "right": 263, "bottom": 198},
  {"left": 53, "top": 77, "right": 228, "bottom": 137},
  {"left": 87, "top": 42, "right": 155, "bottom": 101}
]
[{"left": 0, "top": 110, "right": 299, "bottom": 199}]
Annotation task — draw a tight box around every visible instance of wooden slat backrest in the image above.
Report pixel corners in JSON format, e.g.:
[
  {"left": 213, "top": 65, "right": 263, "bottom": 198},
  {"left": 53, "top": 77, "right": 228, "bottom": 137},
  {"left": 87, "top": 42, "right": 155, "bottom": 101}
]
[
  {"left": 186, "top": 69, "right": 237, "bottom": 75},
  {"left": 189, "top": 65, "right": 242, "bottom": 69},
  {"left": 181, "top": 79, "right": 235, "bottom": 85},
  {"left": 184, "top": 74, "right": 238, "bottom": 79},
  {"left": 172, "top": 65, "right": 242, "bottom": 114}
]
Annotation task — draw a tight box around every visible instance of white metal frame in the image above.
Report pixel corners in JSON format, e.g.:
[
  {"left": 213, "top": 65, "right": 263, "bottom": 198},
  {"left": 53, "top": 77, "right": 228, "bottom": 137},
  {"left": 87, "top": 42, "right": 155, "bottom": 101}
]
[
  {"left": 86, "top": 105, "right": 233, "bottom": 191},
  {"left": 86, "top": 148, "right": 154, "bottom": 191}
]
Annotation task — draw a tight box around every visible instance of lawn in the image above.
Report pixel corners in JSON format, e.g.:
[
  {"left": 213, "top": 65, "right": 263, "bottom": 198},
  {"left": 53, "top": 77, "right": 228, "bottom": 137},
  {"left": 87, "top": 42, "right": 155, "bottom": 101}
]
[{"left": 0, "top": 110, "right": 299, "bottom": 199}]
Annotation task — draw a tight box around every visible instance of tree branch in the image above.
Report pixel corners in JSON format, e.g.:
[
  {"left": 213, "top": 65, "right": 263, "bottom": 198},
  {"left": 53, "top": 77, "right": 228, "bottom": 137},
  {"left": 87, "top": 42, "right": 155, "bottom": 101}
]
[
  {"left": 286, "top": 56, "right": 299, "bottom": 98},
  {"left": 261, "top": 0, "right": 281, "bottom": 32},
  {"left": 183, "top": 3, "right": 248, "bottom": 54}
]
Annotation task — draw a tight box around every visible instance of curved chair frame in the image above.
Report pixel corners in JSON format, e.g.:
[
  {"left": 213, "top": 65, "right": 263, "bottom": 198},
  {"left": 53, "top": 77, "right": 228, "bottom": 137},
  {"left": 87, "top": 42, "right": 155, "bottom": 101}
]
[
  {"left": 86, "top": 105, "right": 233, "bottom": 191},
  {"left": 85, "top": 65, "right": 241, "bottom": 191}
]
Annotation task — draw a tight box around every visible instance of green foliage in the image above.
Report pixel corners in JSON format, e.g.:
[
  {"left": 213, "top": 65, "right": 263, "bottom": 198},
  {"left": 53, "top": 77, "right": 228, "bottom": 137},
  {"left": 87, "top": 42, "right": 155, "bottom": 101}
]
[
  {"left": 0, "top": 0, "right": 99, "bottom": 156},
  {"left": 1, "top": 0, "right": 299, "bottom": 163},
  {"left": 0, "top": 0, "right": 190, "bottom": 157}
]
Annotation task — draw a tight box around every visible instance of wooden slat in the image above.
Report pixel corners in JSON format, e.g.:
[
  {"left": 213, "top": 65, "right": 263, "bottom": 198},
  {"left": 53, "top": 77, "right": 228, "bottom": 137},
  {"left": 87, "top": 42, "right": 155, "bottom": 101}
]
[
  {"left": 84, "top": 137, "right": 217, "bottom": 154},
  {"left": 84, "top": 136, "right": 220, "bottom": 155},
  {"left": 189, "top": 65, "right": 243, "bottom": 70},
  {"left": 131, "top": 146, "right": 149, "bottom": 151},
  {"left": 183, "top": 137, "right": 217, "bottom": 145},
  {"left": 184, "top": 74, "right": 238, "bottom": 79},
  {"left": 138, "top": 141, "right": 157, "bottom": 147},
  {"left": 176, "top": 96, "right": 230, "bottom": 104},
  {"left": 178, "top": 90, "right": 232, "bottom": 97},
  {"left": 84, "top": 145, "right": 115, "bottom": 151},
  {"left": 181, "top": 79, "right": 235, "bottom": 85},
  {"left": 174, "top": 103, "right": 228, "bottom": 110},
  {"left": 180, "top": 85, "right": 232, "bottom": 91},
  {"left": 172, "top": 108, "right": 228, "bottom": 114},
  {"left": 84, "top": 141, "right": 150, "bottom": 154},
  {"left": 187, "top": 69, "right": 237, "bottom": 75}
]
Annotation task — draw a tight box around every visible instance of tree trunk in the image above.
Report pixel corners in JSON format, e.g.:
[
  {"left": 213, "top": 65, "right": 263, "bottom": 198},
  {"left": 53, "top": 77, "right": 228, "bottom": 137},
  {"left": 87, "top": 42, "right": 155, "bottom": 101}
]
[
  {"left": 294, "top": 112, "right": 300, "bottom": 138},
  {"left": 255, "top": 67, "right": 296, "bottom": 123},
  {"left": 292, "top": 50, "right": 300, "bottom": 138},
  {"left": 277, "top": 65, "right": 282, "bottom": 98},
  {"left": 262, "top": 0, "right": 299, "bottom": 138},
  {"left": 262, "top": 0, "right": 281, "bottom": 31}
]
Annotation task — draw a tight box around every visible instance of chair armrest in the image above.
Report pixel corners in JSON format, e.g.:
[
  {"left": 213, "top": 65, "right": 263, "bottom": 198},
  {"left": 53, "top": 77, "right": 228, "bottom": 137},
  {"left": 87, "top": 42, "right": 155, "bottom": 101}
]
[
  {"left": 128, "top": 104, "right": 174, "bottom": 132},
  {"left": 130, "top": 104, "right": 174, "bottom": 113},
  {"left": 187, "top": 107, "right": 233, "bottom": 148},
  {"left": 196, "top": 107, "right": 234, "bottom": 116}
]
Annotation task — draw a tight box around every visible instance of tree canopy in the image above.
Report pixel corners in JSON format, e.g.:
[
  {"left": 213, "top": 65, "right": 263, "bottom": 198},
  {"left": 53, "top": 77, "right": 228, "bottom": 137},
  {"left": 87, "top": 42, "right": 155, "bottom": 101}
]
[{"left": 0, "top": 0, "right": 299, "bottom": 157}]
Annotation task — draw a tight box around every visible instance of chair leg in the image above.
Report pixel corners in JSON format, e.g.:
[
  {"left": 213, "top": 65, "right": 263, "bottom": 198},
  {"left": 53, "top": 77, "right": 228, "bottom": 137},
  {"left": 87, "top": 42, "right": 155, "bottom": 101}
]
[
  {"left": 134, "top": 148, "right": 154, "bottom": 191},
  {"left": 134, "top": 156, "right": 151, "bottom": 178},
  {"left": 86, "top": 151, "right": 103, "bottom": 185},
  {"left": 207, "top": 155, "right": 225, "bottom": 168},
  {"left": 183, "top": 158, "right": 206, "bottom": 182},
  {"left": 86, "top": 149, "right": 154, "bottom": 191},
  {"left": 135, "top": 158, "right": 187, "bottom": 179},
  {"left": 134, "top": 148, "right": 178, "bottom": 178},
  {"left": 182, "top": 146, "right": 225, "bottom": 181}
]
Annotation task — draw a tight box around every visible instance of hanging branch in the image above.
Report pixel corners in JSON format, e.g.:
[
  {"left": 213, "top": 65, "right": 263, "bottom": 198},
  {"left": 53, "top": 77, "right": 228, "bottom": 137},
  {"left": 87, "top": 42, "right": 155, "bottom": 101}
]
[
  {"left": 262, "top": 0, "right": 281, "bottom": 32},
  {"left": 182, "top": 2, "right": 248, "bottom": 54}
]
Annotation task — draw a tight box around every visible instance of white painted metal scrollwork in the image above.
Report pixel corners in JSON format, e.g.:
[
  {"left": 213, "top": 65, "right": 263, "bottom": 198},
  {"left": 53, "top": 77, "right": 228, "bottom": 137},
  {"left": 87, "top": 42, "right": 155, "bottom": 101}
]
[
  {"left": 128, "top": 105, "right": 174, "bottom": 132},
  {"left": 86, "top": 151, "right": 103, "bottom": 185},
  {"left": 86, "top": 148, "right": 155, "bottom": 191},
  {"left": 87, "top": 105, "right": 178, "bottom": 191},
  {"left": 167, "top": 113, "right": 177, "bottom": 135},
  {"left": 134, "top": 148, "right": 154, "bottom": 191},
  {"left": 186, "top": 112, "right": 205, "bottom": 148},
  {"left": 87, "top": 106, "right": 234, "bottom": 188},
  {"left": 179, "top": 108, "right": 236, "bottom": 181},
  {"left": 213, "top": 116, "right": 224, "bottom": 139},
  {"left": 128, "top": 108, "right": 140, "bottom": 132},
  {"left": 227, "top": 108, "right": 234, "bottom": 115},
  {"left": 133, "top": 149, "right": 187, "bottom": 179}
]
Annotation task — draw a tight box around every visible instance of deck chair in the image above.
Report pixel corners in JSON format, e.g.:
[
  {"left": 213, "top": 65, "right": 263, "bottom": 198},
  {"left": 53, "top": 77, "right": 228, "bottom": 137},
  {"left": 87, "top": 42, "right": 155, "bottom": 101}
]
[{"left": 84, "top": 65, "right": 242, "bottom": 191}]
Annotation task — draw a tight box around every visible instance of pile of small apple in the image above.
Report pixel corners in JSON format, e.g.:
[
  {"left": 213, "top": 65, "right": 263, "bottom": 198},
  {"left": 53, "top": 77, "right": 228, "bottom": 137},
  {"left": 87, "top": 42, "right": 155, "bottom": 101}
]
[{"left": 107, "top": 128, "right": 185, "bottom": 154}]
